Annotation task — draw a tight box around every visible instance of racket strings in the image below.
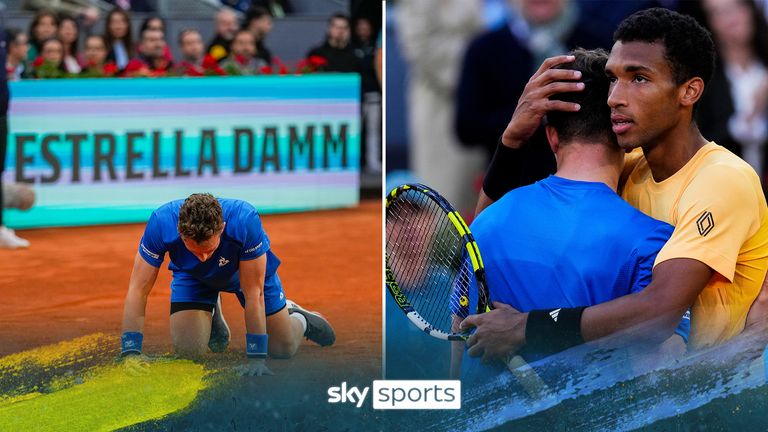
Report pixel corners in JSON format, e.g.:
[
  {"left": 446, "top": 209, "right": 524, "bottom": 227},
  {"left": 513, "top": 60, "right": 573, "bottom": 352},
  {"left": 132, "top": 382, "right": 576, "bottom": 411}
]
[{"left": 386, "top": 190, "right": 474, "bottom": 335}]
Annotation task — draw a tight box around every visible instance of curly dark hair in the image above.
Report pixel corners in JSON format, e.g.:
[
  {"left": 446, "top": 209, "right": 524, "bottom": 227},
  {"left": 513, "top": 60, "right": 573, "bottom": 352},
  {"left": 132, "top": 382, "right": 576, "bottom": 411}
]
[
  {"left": 547, "top": 48, "right": 616, "bottom": 146},
  {"left": 614, "top": 7, "right": 715, "bottom": 86},
  {"left": 178, "top": 193, "right": 224, "bottom": 243}
]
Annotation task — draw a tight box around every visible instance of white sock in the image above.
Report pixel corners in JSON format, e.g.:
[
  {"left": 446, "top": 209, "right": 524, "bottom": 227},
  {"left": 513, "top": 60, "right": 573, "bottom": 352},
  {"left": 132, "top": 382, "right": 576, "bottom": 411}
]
[{"left": 290, "top": 312, "right": 307, "bottom": 333}]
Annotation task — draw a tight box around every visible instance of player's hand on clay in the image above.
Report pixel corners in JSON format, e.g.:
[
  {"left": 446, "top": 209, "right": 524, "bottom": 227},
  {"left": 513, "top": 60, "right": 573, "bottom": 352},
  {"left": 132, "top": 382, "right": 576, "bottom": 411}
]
[
  {"left": 234, "top": 358, "right": 274, "bottom": 377},
  {"left": 501, "top": 55, "right": 583, "bottom": 149},
  {"left": 120, "top": 353, "right": 152, "bottom": 376}
]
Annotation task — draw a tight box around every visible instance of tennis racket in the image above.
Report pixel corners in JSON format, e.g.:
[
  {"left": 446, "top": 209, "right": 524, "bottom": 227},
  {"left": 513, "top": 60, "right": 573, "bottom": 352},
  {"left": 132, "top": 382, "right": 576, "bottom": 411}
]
[
  {"left": 385, "top": 183, "right": 489, "bottom": 340},
  {"left": 385, "top": 183, "right": 546, "bottom": 396}
]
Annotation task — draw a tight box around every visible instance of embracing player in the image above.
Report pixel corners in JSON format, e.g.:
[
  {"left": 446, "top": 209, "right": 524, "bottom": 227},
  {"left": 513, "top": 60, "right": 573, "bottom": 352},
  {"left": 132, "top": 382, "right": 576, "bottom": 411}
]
[{"left": 120, "top": 193, "right": 335, "bottom": 375}]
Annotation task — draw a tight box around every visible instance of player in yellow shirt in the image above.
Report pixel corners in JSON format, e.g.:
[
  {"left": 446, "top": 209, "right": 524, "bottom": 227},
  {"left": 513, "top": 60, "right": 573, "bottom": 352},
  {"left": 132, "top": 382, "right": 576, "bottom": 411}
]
[
  {"left": 622, "top": 144, "right": 768, "bottom": 347},
  {"left": 462, "top": 8, "right": 768, "bottom": 360}
]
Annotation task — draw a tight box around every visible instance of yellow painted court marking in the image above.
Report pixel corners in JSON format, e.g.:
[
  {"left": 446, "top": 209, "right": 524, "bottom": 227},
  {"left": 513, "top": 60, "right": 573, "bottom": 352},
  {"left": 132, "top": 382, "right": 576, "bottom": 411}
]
[
  {"left": 0, "top": 360, "right": 207, "bottom": 432},
  {"left": 0, "top": 333, "right": 114, "bottom": 373},
  {"left": 0, "top": 334, "right": 209, "bottom": 432}
]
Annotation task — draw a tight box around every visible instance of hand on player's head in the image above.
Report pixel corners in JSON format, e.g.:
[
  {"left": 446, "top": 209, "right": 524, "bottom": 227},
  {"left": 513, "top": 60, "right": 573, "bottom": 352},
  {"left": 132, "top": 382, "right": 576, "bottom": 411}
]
[{"left": 502, "top": 55, "right": 584, "bottom": 148}]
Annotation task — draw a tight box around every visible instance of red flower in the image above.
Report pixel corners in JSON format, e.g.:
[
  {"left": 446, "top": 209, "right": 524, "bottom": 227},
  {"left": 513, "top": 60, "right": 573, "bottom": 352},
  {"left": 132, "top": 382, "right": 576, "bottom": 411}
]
[
  {"left": 32, "top": 56, "right": 45, "bottom": 68},
  {"left": 202, "top": 54, "right": 219, "bottom": 70},
  {"left": 234, "top": 55, "right": 249, "bottom": 66},
  {"left": 308, "top": 55, "right": 327, "bottom": 67},
  {"left": 278, "top": 64, "right": 288, "bottom": 75},
  {"left": 186, "top": 64, "right": 205, "bottom": 77},
  {"left": 103, "top": 63, "right": 118, "bottom": 76},
  {"left": 123, "top": 59, "right": 147, "bottom": 74},
  {"left": 260, "top": 65, "right": 273, "bottom": 74}
]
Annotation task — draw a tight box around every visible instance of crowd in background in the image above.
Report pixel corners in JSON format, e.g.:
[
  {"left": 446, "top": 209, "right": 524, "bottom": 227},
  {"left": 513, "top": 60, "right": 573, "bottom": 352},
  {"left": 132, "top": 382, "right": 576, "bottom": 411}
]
[
  {"left": 5, "top": 2, "right": 381, "bottom": 79},
  {"left": 0, "top": 0, "right": 383, "bottom": 248},
  {"left": 391, "top": 0, "right": 768, "bottom": 213}
]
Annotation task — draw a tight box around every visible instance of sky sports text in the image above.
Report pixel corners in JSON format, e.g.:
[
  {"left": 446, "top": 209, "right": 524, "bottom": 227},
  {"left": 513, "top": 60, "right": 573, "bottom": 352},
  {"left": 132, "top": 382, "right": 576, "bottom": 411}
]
[{"left": 327, "top": 380, "right": 461, "bottom": 409}]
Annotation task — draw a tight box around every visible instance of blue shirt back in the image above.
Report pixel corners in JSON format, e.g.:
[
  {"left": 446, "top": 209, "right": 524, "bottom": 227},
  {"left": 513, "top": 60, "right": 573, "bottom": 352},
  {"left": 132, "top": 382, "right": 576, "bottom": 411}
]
[
  {"left": 138, "top": 198, "right": 279, "bottom": 289},
  {"left": 461, "top": 176, "right": 686, "bottom": 380},
  {"left": 471, "top": 175, "right": 673, "bottom": 311}
]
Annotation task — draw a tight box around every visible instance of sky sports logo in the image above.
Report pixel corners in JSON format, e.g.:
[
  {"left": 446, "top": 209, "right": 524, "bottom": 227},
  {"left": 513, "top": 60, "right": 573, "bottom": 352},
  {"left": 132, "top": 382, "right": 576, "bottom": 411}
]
[{"left": 327, "top": 380, "right": 461, "bottom": 409}]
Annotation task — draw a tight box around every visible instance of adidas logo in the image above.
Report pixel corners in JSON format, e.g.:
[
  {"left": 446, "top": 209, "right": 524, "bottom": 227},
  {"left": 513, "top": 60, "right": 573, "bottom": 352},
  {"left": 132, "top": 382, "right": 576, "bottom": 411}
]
[
  {"left": 219, "top": 256, "right": 230, "bottom": 267},
  {"left": 549, "top": 308, "right": 561, "bottom": 322}
]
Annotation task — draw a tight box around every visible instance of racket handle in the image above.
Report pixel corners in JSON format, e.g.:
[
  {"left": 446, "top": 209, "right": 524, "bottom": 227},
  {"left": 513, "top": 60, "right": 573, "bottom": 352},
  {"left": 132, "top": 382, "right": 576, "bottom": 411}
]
[{"left": 506, "top": 354, "right": 549, "bottom": 399}]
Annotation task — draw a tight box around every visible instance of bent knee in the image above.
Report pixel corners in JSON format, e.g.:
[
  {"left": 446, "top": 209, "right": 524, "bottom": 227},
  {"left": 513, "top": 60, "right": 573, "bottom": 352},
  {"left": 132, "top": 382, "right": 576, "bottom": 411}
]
[
  {"left": 269, "top": 340, "right": 299, "bottom": 359},
  {"left": 173, "top": 339, "right": 208, "bottom": 359}
]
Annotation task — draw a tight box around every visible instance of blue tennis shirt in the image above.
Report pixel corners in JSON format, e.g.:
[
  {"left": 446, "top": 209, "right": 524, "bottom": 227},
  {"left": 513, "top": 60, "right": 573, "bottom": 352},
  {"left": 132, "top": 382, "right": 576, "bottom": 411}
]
[
  {"left": 138, "top": 198, "right": 280, "bottom": 289},
  {"left": 472, "top": 175, "right": 675, "bottom": 310},
  {"left": 461, "top": 175, "right": 688, "bottom": 378}
]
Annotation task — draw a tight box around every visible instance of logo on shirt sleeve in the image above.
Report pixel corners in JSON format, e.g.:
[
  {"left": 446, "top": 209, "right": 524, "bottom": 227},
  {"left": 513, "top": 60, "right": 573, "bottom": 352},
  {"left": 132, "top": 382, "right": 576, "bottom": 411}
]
[
  {"left": 696, "top": 211, "right": 714, "bottom": 237},
  {"left": 244, "top": 242, "right": 263, "bottom": 254},
  {"left": 141, "top": 243, "right": 160, "bottom": 260}
]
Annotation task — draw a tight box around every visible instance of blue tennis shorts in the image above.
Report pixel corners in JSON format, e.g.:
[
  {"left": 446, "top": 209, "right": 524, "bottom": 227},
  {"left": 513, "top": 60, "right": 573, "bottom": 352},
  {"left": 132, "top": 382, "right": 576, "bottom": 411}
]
[{"left": 170, "top": 272, "right": 287, "bottom": 316}]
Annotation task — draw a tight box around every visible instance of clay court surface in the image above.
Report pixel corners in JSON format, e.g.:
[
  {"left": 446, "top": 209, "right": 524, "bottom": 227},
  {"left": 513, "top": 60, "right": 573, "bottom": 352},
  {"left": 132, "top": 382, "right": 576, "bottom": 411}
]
[{"left": 0, "top": 200, "right": 382, "bottom": 430}]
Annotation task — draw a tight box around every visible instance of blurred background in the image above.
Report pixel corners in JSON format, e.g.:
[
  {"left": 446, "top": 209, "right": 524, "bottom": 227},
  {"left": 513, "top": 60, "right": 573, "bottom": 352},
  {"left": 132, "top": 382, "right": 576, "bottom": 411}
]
[
  {"left": 0, "top": 0, "right": 383, "bottom": 240},
  {"left": 386, "top": 0, "right": 768, "bottom": 218}
]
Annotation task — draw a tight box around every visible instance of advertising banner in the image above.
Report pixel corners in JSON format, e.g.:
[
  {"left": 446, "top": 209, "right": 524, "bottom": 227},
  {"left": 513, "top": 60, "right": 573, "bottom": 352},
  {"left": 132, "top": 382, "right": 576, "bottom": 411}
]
[{"left": 4, "top": 75, "right": 360, "bottom": 228}]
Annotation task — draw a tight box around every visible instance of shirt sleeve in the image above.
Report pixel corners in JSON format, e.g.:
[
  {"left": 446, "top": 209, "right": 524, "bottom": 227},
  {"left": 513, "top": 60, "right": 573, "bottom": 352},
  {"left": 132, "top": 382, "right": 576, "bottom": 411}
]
[
  {"left": 628, "top": 223, "right": 690, "bottom": 342},
  {"left": 138, "top": 211, "right": 167, "bottom": 268},
  {"left": 654, "top": 164, "right": 762, "bottom": 282},
  {"left": 240, "top": 208, "right": 270, "bottom": 261},
  {"left": 628, "top": 223, "right": 673, "bottom": 294}
]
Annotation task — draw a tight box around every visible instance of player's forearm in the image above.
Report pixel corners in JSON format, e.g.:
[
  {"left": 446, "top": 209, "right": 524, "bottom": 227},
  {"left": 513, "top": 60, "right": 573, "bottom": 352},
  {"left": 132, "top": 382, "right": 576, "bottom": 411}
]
[
  {"left": 121, "top": 253, "right": 159, "bottom": 333},
  {"left": 121, "top": 289, "right": 148, "bottom": 332},
  {"left": 580, "top": 290, "right": 686, "bottom": 344},
  {"left": 244, "top": 290, "right": 267, "bottom": 335},
  {"left": 581, "top": 259, "right": 711, "bottom": 343}
]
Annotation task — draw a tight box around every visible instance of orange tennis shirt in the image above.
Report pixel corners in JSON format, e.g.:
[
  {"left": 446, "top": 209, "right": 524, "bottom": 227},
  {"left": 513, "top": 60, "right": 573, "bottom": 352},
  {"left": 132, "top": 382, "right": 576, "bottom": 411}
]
[{"left": 621, "top": 142, "right": 768, "bottom": 348}]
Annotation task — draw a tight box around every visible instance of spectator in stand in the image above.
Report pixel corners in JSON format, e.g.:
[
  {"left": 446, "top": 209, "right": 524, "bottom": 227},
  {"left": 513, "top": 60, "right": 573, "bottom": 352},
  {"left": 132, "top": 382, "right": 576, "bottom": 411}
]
[
  {"left": 5, "top": 29, "right": 29, "bottom": 81},
  {"left": 175, "top": 29, "right": 223, "bottom": 76},
  {"left": 221, "top": 29, "right": 266, "bottom": 75},
  {"left": 32, "top": 38, "right": 68, "bottom": 78},
  {"left": 58, "top": 15, "right": 81, "bottom": 74},
  {"left": 455, "top": 0, "right": 604, "bottom": 199},
  {"left": 104, "top": 7, "right": 134, "bottom": 70},
  {"left": 208, "top": 9, "right": 239, "bottom": 62},
  {"left": 83, "top": 35, "right": 108, "bottom": 67},
  {"left": 138, "top": 16, "right": 174, "bottom": 63},
  {"left": 22, "top": 0, "right": 104, "bottom": 28},
  {"left": 306, "top": 13, "right": 357, "bottom": 72},
  {"left": 353, "top": 16, "right": 381, "bottom": 173},
  {"left": 81, "top": 35, "right": 117, "bottom": 76},
  {"left": 243, "top": 6, "right": 273, "bottom": 65},
  {"left": 683, "top": 0, "right": 768, "bottom": 187},
  {"left": 27, "top": 10, "right": 59, "bottom": 62},
  {"left": 124, "top": 28, "right": 172, "bottom": 76}
]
